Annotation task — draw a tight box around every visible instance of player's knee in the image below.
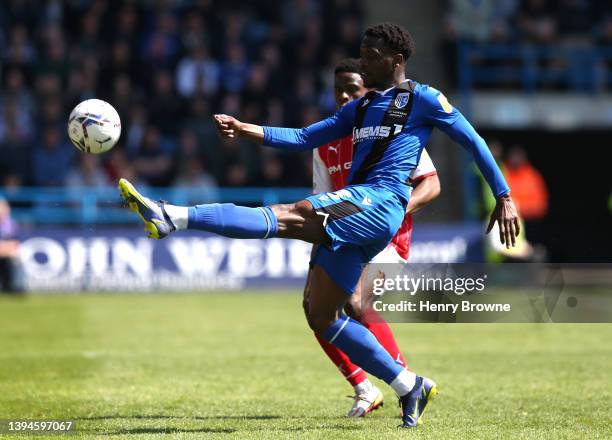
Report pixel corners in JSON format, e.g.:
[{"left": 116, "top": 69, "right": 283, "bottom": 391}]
[
  {"left": 271, "top": 202, "right": 307, "bottom": 221},
  {"left": 305, "top": 308, "right": 336, "bottom": 334},
  {"left": 271, "top": 200, "right": 328, "bottom": 244},
  {"left": 307, "top": 315, "right": 334, "bottom": 334},
  {"left": 294, "top": 200, "right": 317, "bottom": 218},
  {"left": 274, "top": 201, "right": 317, "bottom": 222}
]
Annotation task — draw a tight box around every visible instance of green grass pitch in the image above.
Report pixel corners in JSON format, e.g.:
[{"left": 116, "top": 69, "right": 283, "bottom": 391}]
[{"left": 0, "top": 292, "right": 610, "bottom": 439}]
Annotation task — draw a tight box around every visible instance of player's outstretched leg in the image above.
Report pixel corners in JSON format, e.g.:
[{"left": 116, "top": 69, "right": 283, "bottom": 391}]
[{"left": 118, "top": 178, "right": 328, "bottom": 243}]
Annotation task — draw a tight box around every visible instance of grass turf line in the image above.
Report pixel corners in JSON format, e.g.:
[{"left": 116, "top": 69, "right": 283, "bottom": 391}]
[{"left": 0, "top": 292, "right": 610, "bottom": 439}]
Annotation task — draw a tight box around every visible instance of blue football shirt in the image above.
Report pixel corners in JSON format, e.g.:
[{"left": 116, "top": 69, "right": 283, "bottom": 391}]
[{"left": 264, "top": 80, "right": 509, "bottom": 203}]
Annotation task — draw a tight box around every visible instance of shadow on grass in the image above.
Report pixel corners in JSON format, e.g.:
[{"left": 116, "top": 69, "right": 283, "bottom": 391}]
[
  {"left": 77, "top": 414, "right": 281, "bottom": 421},
  {"left": 108, "top": 427, "right": 236, "bottom": 434},
  {"left": 77, "top": 414, "right": 393, "bottom": 434},
  {"left": 91, "top": 424, "right": 364, "bottom": 436}
]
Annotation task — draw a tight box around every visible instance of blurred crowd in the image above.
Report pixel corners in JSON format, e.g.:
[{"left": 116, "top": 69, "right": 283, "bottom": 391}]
[
  {"left": 0, "top": 0, "right": 365, "bottom": 189},
  {"left": 445, "top": 0, "right": 610, "bottom": 45},
  {"left": 443, "top": 0, "right": 612, "bottom": 89}
]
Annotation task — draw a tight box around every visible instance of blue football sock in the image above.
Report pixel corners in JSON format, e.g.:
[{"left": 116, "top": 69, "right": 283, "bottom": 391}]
[
  {"left": 323, "top": 315, "right": 405, "bottom": 384},
  {"left": 187, "top": 204, "right": 278, "bottom": 239}
]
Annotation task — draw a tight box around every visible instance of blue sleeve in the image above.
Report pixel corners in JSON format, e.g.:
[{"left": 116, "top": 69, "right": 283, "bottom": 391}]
[
  {"left": 416, "top": 84, "right": 509, "bottom": 197},
  {"left": 416, "top": 84, "right": 460, "bottom": 128},
  {"left": 440, "top": 114, "right": 510, "bottom": 197},
  {"left": 263, "top": 101, "right": 356, "bottom": 151}
]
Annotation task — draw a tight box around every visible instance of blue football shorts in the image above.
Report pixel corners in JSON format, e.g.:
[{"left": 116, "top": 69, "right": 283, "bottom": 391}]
[{"left": 306, "top": 184, "right": 405, "bottom": 294}]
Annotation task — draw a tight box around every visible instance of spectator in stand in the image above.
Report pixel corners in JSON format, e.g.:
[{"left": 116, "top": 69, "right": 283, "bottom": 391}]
[
  {"left": 131, "top": 126, "right": 174, "bottom": 187},
  {"left": 113, "top": 3, "right": 140, "bottom": 43},
  {"left": 111, "top": 73, "right": 138, "bottom": 122},
  {"left": 517, "top": 0, "right": 557, "bottom": 43},
  {"left": 0, "top": 97, "right": 33, "bottom": 144},
  {"left": 179, "top": 8, "right": 209, "bottom": 51},
  {"left": 1, "top": 67, "right": 34, "bottom": 121},
  {"left": 259, "top": 153, "right": 285, "bottom": 187},
  {"left": 243, "top": 62, "right": 271, "bottom": 107},
  {"left": 181, "top": 96, "right": 217, "bottom": 158},
  {"left": 176, "top": 43, "right": 220, "bottom": 98},
  {"left": 445, "top": 0, "right": 517, "bottom": 42},
  {"left": 174, "top": 128, "right": 216, "bottom": 187},
  {"left": 221, "top": 43, "right": 250, "bottom": 94},
  {"left": 3, "top": 24, "right": 36, "bottom": 66},
  {"left": 125, "top": 104, "right": 148, "bottom": 154},
  {"left": 98, "top": 40, "right": 137, "bottom": 99},
  {"left": 38, "top": 96, "right": 63, "bottom": 127},
  {"left": 141, "top": 10, "right": 180, "bottom": 73},
  {"left": 32, "top": 125, "right": 74, "bottom": 187},
  {"left": 216, "top": 136, "right": 259, "bottom": 186},
  {"left": 0, "top": 122, "right": 30, "bottom": 183},
  {"left": 175, "top": 160, "right": 217, "bottom": 190},
  {"left": 66, "top": 155, "right": 110, "bottom": 188},
  {"left": 36, "top": 26, "right": 70, "bottom": 85},
  {"left": 147, "top": 70, "right": 181, "bottom": 136}
]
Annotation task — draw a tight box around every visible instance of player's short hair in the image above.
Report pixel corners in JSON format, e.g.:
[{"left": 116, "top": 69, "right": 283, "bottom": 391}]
[
  {"left": 334, "top": 58, "right": 362, "bottom": 76},
  {"left": 364, "top": 22, "right": 415, "bottom": 61}
]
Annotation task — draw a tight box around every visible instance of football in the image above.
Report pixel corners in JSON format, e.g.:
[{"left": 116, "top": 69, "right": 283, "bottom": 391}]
[{"left": 67, "top": 99, "right": 121, "bottom": 154}]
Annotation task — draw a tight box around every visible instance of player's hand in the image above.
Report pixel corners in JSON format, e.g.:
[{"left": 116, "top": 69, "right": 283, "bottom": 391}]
[
  {"left": 214, "top": 114, "right": 242, "bottom": 138},
  {"left": 486, "top": 194, "right": 520, "bottom": 249}
]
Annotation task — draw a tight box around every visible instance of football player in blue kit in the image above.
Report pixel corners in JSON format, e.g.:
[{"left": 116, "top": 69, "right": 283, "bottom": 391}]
[{"left": 118, "top": 22, "right": 519, "bottom": 428}]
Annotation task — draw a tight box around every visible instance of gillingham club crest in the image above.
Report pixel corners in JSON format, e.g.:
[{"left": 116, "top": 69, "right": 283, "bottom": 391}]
[{"left": 394, "top": 92, "right": 410, "bottom": 108}]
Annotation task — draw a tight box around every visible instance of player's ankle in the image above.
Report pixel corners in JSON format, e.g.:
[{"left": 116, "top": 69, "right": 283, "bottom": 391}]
[
  {"left": 163, "top": 204, "right": 189, "bottom": 230},
  {"left": 354, "top": 378, "right": 373, "bottom": 394},
  {"left": 390, "top": 369, "right": 417, "bottom": 397}
]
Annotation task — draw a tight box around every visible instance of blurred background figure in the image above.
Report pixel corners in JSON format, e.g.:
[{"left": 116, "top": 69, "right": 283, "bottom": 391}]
[
  {"left": 505, "top": 146, "right": 549, "bottom": 223},
  {"left": 66, "top": 155, "right": 110, "bottom": 188},
  {"left": 0, "top": 198, "right": 23, "bottom": 294},
  {"left": 31, "top": 125, "right": 74, "bottom": 187},
  {"left": 479, "top": 141, "right": 548, "bottom": 262}
]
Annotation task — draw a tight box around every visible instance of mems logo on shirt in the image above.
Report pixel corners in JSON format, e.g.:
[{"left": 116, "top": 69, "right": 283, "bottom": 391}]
[{"left": 353, "top": 124, "right": 403, "bottom": 143}]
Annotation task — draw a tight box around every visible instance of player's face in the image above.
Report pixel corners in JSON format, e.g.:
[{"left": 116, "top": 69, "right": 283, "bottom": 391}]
[
  {"left": 334, "top": 72, "right": 366, "bottom": 108},
  {"left": 360, "top": 36, "right": 395, "bottom": 88}
]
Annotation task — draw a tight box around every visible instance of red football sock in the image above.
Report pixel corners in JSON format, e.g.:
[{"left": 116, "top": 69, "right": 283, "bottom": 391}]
[
  {"left": 359, "top": 308, "right": 407, "bottom": 368},
  {"left": 314, "top": 333, "right": 367, "bottom": 387}
]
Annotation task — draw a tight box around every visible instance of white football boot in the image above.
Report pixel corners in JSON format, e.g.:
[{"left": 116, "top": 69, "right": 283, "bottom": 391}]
[{"left": 346, "top": 379, "right": 384, "bottom": 417}]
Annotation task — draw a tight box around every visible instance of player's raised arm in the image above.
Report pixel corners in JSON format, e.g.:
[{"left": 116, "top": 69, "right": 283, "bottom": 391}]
[
  {"left": 418, "top": 86, "right": 520, "bottom": 248},
  {"left": 214, "top": 103, "right": 355, "bottom": 152}
]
